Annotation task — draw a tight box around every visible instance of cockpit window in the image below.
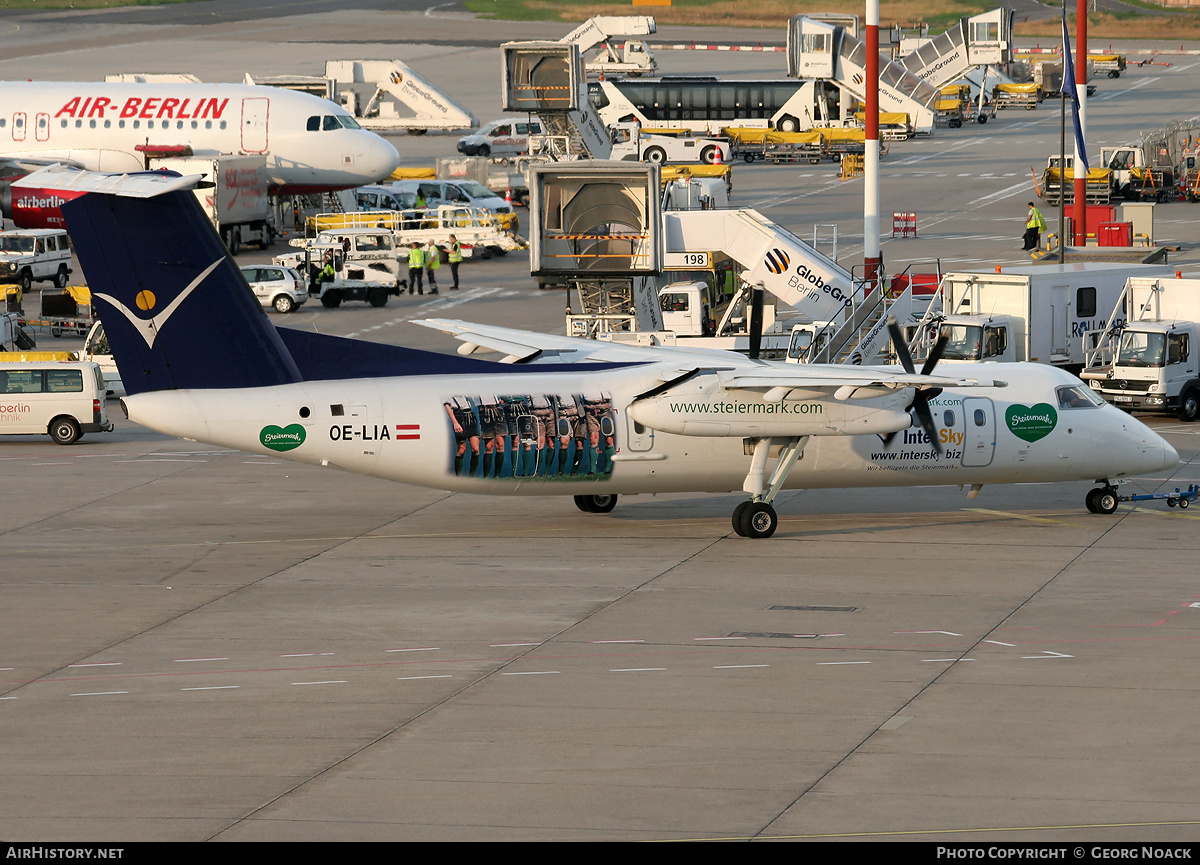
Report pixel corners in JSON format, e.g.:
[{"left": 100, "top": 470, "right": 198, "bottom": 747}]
[
  {"left": 306, "top": 115, "right": 320, "bottom": 132},
  {"left": 323, "top": 115, "right": 341, "bottom": 131},
  {"left": 1056, "top": 384, "right": 1104, "bottom": 409},
  {"left": 338, "top": 114, "right": 361, "bottom": 129}
]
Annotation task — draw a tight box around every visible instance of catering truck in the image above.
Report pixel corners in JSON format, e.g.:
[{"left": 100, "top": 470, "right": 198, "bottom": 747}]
[
  {"left": 1080, "top": 274, "right": 1200, "bottom": 420},
  {"left": 911, "top": 263, "right": 1173, "bottom": 371}
]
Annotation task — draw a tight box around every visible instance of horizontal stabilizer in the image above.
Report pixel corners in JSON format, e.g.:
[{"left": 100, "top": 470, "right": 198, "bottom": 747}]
[{"left": 14, "top": 164, "right": 206, "bottom": 197}]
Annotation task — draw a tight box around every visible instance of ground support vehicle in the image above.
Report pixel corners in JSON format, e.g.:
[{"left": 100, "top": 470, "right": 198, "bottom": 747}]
[
  {"left": 1091, "top": 53, "right": 1126, "bottom": 79},
  {"left": 239, "top": 265, "right": 308, "bottom": 314},
  {"left": 1040, "top": 162, "right": 1114, "bottom": 206},
  {"left": 659, "top": 164, "right": 732, "bottom": 195},
  {"left": 22, "top": 285, "right": 92, "bottom": 338},
  {"left": 303, "top": 206, "right": 524, "bottom": 259},
  {"left": 1081, "top": 275, "right": 1200, "bottom": 420},
  {"left": 912, "top": 263, "right": 1173, "bottom": 372},
  {"left": 148, "top": 155, "right": 272, "bottom": 254},
  {"left": 822, "top": 128, "right": 867, "bottom": 161},
  {"left": 723, "top": 128, "right": 825, "bottom": 164},
  {"left": 0, "top": 361, "right": 112, "bottom": 444},
  {"left": 389, "top": 179, "right": 519, "bottom": 233},
  {"left": 993, "top": 82, "right": 1041, "bottom": 110},
  {"left": 561, "top": 15, "right": 658, "bottom": 77},
  {"left": 851, "top": 111, "right": 913, "bottom": 140},
  {"left": 1102, "top": 145, "right": 1182, "bottom": 203},
  {"left": 607, "top": 123, "right": 730, "bottom": 166},
  {"left": 435, "top": 157, "right": 529, "bottom": 208},
  {"left": 81, "top": 322, "right": 122, "bottom": 397},
  {"left": 290, "top": 239, "right": 402, "bottom": 308},
  {"left": 0, "top": 229, "right": 72, "bottom": 291}
]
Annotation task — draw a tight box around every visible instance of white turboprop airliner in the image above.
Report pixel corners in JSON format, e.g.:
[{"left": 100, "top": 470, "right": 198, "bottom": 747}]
[
  {"left": 0, "top": 81, "right": 400, "bottom": 193},
  {"left": 54, "top": 171, "right": 1180, "bottom": 539}
]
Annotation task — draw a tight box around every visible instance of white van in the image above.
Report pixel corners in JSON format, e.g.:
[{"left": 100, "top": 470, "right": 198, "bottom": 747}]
[
  {"left": 456, "top": 118, "right": 543, "bottom": 158},
  {"left": 0, "top": 361, "right": 113, "bottom": 444},
  {"left": 388, "top": 179, "right": 518, "bottom": 232}
]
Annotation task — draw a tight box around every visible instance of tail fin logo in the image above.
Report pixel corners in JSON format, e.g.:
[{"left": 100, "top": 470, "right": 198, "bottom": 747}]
[{"left": 93, "top": 257, "right": 223, "bottom": 349}]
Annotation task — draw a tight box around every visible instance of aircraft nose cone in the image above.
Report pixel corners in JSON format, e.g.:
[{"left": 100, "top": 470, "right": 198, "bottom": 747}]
[
  {"left": 1157, "top": 436, "right": 1180, "bottom": 471},
  {"left": 368, "top": 136, "right": 401, "bottom": 183}
]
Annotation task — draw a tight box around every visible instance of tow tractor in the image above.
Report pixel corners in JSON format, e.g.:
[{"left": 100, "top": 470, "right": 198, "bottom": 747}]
[{"left": 1099, "top": 484, "right": 1200, "bottom": 512}]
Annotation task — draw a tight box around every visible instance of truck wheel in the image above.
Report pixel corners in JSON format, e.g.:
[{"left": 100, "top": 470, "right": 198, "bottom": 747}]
[
  {"left": 700, "top": 145, "right": 718, "bottom": 164},
  {"left": 49, "top": 416, "right": 81, "bottom": 445},
  {"left": 490, "top": 246, "right": 507, "bottom": 258},
  {"left": 777, "top": 115, "right": 800, "bottom": 133},
  {"left": 227, "top": 230, "right": 241, "bottom": 256},
  {"left": 743, "top": 153, "right": 755, "bottom": 163},
  {"left": 54, "top": 265, "right": 69, "bottom": 289},
  {"left": 320, "top": 290, "right": 342, "bottom": 308},
  {"left": 18, "top": 269, "right": 31, "bottom": 292},
  {"left": 273, "top": 294, "right": 295, "bottom": 314},
  {"left": 978, "top": 115, "right": 988, "bottom": 124},
  {"left": 644, "top": 146, "right": 667, "bottom": 165},
  {"left": 1178, "top": 389, "right": 1199, "bottom": 422},
  {"left": 368, "top": 289, "right": 388, "bottom": 308},
  {"left": 477, "top": 144, "right": 490, "bottom": 158}
]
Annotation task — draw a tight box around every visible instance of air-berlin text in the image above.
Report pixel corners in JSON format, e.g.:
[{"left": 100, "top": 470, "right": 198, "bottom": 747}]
[{"left": 55, "top": 97, "right": 230, "bottom": 121}]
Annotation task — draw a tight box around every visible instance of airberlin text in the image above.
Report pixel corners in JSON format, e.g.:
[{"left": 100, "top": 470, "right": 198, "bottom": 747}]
[
  {"left": 54, "top": 96, "right": 230, "bottom": 121},
  {"left": 329, "top": 424, "right": 392, "bottom": 441}
]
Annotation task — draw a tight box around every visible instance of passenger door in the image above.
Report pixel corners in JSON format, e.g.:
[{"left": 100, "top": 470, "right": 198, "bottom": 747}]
[{"left": 961, "top": 397, "right": 996, "bottom": 467}]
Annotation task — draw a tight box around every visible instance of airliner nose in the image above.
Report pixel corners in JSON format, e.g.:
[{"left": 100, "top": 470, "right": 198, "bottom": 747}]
[
  {"left": 1134, "top": 422, "right": 1178, "bottom": 473},
  {"left": 366, "top": 136, "right": 401, "bottom": 184}
]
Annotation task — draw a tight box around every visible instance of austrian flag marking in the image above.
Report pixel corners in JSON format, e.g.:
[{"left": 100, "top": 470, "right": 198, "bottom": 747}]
[{"left": 396, "top": 424, "right": 420, "bottom": 441}]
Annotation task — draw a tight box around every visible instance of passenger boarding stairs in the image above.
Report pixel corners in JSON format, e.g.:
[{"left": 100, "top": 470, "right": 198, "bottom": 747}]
[
  {"left": 788, "top": 16, "right": 940, "bottom": 134},
  {"left": 1082, "top": 278, "right": 1153, "bottom": 374},
  {"left": 664, "top": 209, "right": 913, "bottom": 362},
  {"left": 898, "top": 9, "right": 1015, "bottom": 89}
]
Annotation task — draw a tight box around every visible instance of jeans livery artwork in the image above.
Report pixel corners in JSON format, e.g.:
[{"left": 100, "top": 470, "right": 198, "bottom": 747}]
[{"left": 444, "top": 393, "right": 616, "bottom": 479}]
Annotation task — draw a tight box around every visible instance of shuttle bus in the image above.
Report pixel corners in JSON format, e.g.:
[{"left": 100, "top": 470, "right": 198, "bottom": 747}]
[{"left": 588, "top": 78, "right": 829, "bottom": 135}]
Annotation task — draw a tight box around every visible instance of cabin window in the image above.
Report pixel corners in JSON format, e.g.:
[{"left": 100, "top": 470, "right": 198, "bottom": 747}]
[
  {"left": 1168, "top": 332, "right": 1189, "bottom": 365},
  {"left": 45, "top": 370, "right": 83, "bottom": 393},
  {"left": 219, "top": 121, "right": 226, "bottom": 130},
  {"left": 60, "top": 120, "right": 67, "bottom": 128},
  {"left": 943, "top": 410, "right": 956, "bottom": 427},
  {"left": 89, "top": 119, "right": 96, "bottom": 128},
  {"left": 330, "top": 404, "right": 344, "bottom": 416},
  {"left": 147, "top": 121, "right": 155, "bottom": 129},
  {"left": 118, "top": 120, "right": 125, "bottom": 129},
  {"left": 1077, "top": 286, "right": 1097, "bottom": 317},
  {"left": 74, "top": 119, "right": 82, "bottom": 128},
  {"left": 190, "top": 120, "right": 197, "bottom": 129},
  {"left": 133, "top": 121, "right": 140, "bottom": 129},
  {"left": 205, "top": 120, "right": 212, "bottom": 129},
  {"left": 973, "top": 409, "right": 987, "bottom": 426}
]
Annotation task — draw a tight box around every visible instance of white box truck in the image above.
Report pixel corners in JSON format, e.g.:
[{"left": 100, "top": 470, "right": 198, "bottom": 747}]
[
  {"left": 1080, "top": 274, "right": 1200, "bottom": 421},
  {"left": 148, "top": 155, "right": 273, "bottom": 254},
  {"left": 917, "top": 263, "right": 1173, "bottom": 371}
]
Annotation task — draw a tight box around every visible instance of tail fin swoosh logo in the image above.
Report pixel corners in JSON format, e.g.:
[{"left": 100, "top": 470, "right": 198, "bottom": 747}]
[{"left": 93, "top": 257, "right": 224, "bottom": 349}]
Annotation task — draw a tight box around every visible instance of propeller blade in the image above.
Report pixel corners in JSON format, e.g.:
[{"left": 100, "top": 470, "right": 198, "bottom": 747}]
[
  {"left": 920, "top": 333, "right": 948, "bottom": 376},
  {"left": 748, "top": 286, "right": 764, "bottom": 360},
  {"left": 913, "top": 395, "right": 943, "bottom": 455},
  {"left": 888, "top": 317, "right": 915, "bottom": 374}
]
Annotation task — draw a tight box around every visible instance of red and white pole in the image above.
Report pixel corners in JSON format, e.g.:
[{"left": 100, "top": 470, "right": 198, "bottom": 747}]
[
  {"left": 1073, "top": 0, "right": 1087, "bottom": 246},
  {"left": 864, "top": 0, "right": 881, "bottom": 291}
]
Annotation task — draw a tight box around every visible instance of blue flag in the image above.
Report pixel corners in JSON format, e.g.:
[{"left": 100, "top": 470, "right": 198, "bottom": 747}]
[{"left": 1062, "top": 14, "right": 1089, "bottom": 172}]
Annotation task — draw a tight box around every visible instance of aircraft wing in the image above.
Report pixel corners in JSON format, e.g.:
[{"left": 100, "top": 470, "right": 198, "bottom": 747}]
[
  {"left": 414, "top": 317, "right": 749, "bottom": 366},
  {"left": 721, "top": 367, "right": 1007, "bottom": 395}
]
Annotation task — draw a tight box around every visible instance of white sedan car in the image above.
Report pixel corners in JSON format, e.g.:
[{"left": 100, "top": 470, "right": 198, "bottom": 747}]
[{"left": 239, "top": 265, "right": 308, "bottom": 313}]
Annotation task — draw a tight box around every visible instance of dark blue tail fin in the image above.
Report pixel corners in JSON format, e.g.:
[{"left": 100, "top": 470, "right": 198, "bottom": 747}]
[{"left": 62, "top": 189, "right": 301, "bottom": 395}]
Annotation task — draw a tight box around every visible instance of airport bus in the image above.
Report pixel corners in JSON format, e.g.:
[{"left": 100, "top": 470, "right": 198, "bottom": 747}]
[{"left": 589, "top": 78, "right": 835, "bottom": 135}]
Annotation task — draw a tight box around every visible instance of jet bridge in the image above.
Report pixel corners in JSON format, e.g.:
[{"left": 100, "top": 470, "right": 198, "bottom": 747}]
[
  {"left": 787, "top": 16, "right": 939, "bottom": 134},
  {"left": 502, "top": 41, "right": 613, "bottom": 160}
]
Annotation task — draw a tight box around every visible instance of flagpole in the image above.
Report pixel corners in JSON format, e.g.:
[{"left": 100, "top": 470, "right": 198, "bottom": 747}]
[
  {"left": 1074, "top": 0, "right": 1088, "bottom": 245},
  {"left": 1059, "top": 0, "right": 1067, "bottom": 262}
]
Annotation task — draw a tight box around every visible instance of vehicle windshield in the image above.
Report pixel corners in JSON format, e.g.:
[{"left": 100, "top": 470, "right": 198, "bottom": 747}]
[
  {"left": 0, "top": 236, "right": 34, "bottom": 253},
  {"left": 1115, "top": 331, "right": 1166, "bottom": 367},
  {"left": 940, "top": 324, "right": 983, "bottom": 361},
  {"left": 457, "top": 181, "right": 493, "bottom": 199}
]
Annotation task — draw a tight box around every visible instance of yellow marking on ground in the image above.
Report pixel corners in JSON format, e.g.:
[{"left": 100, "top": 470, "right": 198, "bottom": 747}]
[{"left": 962, "top": 508, "right": 1062, "bottom": 524}]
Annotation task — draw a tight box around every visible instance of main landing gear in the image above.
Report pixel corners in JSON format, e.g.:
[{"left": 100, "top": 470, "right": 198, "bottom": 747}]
[{"left": 731, "top": 435, "right": 810, "bottom": 539}]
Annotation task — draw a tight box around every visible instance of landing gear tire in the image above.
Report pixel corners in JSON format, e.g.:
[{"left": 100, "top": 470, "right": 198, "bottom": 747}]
[
  {"left": 1087, "top": 487, "right": 1118, "bottom": 515},
  {"left": 1177, "top": 389, "right": 1199, "bottom": 422},
  {"left": 574, "top": 494, "right": 617, "bottom": 513},
  {"left": 731, "top": 501, "right": 751, "bottom": 535},
  {"left": 737, "top": 502, "right": 778, "bottom": 539}
]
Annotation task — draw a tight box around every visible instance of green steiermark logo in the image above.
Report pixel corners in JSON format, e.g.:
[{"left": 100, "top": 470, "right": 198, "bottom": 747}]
[
  {"left": 1005, "top": 403, "right": 1057, "bottom": 443},
  {"left": 260, "top": 424, "right": 306, "bottom": 452}
]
